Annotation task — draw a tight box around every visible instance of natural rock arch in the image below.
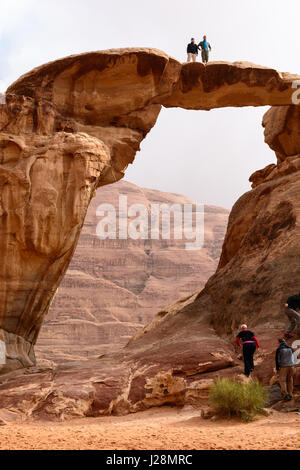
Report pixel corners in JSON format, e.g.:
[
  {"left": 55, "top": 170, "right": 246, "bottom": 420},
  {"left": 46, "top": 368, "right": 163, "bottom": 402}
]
[{"left": 0, "top": 47, "right": 299, "bottom": 371}]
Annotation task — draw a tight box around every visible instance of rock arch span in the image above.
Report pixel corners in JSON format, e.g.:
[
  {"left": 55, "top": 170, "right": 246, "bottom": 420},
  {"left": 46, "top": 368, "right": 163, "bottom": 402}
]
[{"left": 0, "top": 47, "right": 299, "bottom": 372}]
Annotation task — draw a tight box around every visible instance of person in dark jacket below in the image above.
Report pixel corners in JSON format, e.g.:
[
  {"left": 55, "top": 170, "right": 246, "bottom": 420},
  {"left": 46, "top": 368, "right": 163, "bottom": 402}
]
[
  {"left": 198, "top": 35, "right": 212, "bottom": 63},
  {"left": 235, "top": 324, "right": 260, "bottom": 377},
  {"left": 284, "top": 293, "right": 300, "bottom": 338},
  {"left": 187, "top": 38, "right": 199, "bottom": 63},
  {"left": 276, "top": 338, "right": 295, "bottom": 401}
]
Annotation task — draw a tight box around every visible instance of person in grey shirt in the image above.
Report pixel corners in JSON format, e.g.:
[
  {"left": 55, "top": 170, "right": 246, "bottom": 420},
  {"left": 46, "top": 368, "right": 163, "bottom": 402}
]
[{"left": 275, "top": 338, "right": 296, "bottom": 401}]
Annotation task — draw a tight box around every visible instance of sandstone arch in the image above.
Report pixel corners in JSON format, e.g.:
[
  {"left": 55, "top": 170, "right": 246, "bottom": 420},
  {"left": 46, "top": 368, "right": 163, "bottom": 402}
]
[{"left": 0, "top": 48, "right": 299, "bottom": 373}]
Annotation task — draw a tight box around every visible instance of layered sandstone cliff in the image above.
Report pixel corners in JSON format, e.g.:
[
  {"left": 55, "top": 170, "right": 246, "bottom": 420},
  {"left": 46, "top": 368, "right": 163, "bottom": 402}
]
[{"left": 35, "top": 180, "right": 228, "bottom": 363}]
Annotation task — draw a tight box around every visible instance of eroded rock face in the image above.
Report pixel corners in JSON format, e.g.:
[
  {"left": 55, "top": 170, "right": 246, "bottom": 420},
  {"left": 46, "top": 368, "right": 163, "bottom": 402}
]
[
  {"left": 1, "top": 49, "right": 180, "bottom": 369},
  {"left": 0, "top": 48, "right": 300, "bottom": 418},
  {"left": 0, "top": 124, "right": 111, "bottom": 370},
  {"left": 161, "top": 62, "right": 300, "bottom": 110},
  {"left": 6, "top": 49, "right": 181, "bottom": 185},
  {"left": 262, "top": 105, "right": 300, "bottom": 162},
  {"left": 250, "top": 105, "right": 300, "bottom": 188}
]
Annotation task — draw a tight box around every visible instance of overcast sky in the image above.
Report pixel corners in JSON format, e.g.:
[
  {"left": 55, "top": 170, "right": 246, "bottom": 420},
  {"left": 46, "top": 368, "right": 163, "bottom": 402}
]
[{"left": 0, "top": 0, "right": 299, "bottom": 209}]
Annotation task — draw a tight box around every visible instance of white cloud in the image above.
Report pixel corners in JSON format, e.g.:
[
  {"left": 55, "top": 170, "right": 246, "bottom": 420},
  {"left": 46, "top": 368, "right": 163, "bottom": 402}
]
[
  {"left": 0, "top": 79, "right": 8, "bottom": 92},
  {"left": 0, "top": 0, "right": 34, "bottom": 35}
]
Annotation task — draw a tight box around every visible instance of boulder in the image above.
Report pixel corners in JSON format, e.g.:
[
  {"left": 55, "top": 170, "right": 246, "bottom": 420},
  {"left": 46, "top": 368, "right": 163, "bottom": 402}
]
[{"left": 263, "top": 105, "right": 300, "bottom": 162}]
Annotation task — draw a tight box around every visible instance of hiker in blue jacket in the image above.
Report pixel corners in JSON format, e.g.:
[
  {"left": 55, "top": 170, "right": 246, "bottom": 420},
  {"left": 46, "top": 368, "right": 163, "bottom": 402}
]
[{"left": 198, "top": 35, "right": 212, "bottom": 63}]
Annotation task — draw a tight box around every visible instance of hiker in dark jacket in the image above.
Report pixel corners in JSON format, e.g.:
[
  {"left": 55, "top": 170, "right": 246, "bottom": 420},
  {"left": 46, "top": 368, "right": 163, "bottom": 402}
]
[
  {"left": 198, "top": 35, "right": 212, "bottom": 63},
  {"left": 187, "top": 38, "right": 199, "bottom": 62},
  {"left": 275, "top": 338, "right": 295, "bottom": 401},
  {"left": 235, "top": 324, "right": 260, "bottom": 377},
  {"left": 284, "top": 293, "right": 300, "bottom": 338}
]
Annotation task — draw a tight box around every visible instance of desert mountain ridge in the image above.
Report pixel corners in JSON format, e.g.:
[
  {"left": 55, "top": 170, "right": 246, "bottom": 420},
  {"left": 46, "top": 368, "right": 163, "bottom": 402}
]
[{"left": 36, "top": 180, "right": 229, "bottom": 364}]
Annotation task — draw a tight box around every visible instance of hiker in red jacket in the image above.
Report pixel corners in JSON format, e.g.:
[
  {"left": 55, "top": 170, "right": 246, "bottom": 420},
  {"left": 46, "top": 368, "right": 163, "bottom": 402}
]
[{"left": 235, "top": 324, "right": 260, "bottom": 377}]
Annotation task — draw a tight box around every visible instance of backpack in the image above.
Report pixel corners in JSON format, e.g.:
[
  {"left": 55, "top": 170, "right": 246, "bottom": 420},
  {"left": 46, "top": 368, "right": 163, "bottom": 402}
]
[{"left": 278, "top": 346, "right": 295, "bottom": 367}]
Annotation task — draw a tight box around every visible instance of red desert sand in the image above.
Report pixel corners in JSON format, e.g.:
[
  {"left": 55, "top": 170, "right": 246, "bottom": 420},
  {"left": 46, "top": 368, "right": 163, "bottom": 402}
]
[{"left": 0, "top": 406, "right": 300, "bottom": 451}]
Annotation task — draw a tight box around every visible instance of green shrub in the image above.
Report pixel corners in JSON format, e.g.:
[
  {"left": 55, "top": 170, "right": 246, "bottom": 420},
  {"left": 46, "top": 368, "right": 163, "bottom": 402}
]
[{"left": 209, "top": 378, "right": 268, "bottom": 422}]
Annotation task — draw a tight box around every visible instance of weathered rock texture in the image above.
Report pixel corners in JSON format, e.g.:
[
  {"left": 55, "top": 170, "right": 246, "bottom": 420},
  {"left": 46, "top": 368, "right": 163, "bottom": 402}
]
[
  {"left": 2, "top": 47, "right": 298, "bottom": 370},
  {"left": 0, "top": 48, "right": 300, "bottom": 419},
  {"left": 161, "top": 61, "right": 300, "bottom": 110},
  {"left": 36, "top": 180, "right": 228, "bottom": 363}
]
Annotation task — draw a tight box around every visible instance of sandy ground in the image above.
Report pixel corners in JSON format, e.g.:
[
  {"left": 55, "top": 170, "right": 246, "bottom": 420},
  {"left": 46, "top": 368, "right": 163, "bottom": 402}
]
[{"left": 0, "top": 406, "right": 300, "bottom": 450}]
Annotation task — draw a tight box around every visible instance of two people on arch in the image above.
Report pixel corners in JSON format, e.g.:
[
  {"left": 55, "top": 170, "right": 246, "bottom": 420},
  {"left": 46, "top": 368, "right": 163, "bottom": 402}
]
[{"left": 187, "top": 36, "right": 212, "bottom": 64}]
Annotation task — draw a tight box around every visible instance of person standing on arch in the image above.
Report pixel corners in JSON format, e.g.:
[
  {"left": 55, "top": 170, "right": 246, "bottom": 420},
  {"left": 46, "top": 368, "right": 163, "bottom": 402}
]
[
  {"left": 235, "top": 324, "right": 260, "bottom": 377},
  {"left": 187, "top": 38, "right": 199, "bottom": 63},
  {"left": 198, "top": 35, "right": 212, "bottom": 63}
]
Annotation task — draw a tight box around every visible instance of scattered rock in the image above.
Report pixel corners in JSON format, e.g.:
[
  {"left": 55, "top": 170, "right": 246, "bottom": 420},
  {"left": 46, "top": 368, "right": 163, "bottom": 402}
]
[
  {"left": 0, "top": 409, "right": 21, "bottom": 423},
  {"left": 260, "top": 408, "right": 273, "bottom": 417},
  {"left": 202, "top": 409, "right": 215, "bottom": 420},
  {"left": 265, "top": 384, "right": 283, "bottom": 407},
  {"left": 272, "top": 401, "right": 300, "bottom": 413}
]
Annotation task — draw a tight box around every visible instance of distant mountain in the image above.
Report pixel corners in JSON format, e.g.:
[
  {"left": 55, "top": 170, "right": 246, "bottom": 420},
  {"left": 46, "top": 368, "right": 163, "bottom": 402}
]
[{"left": 36, "top": 181, "right": 229, "bottom": 363}]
